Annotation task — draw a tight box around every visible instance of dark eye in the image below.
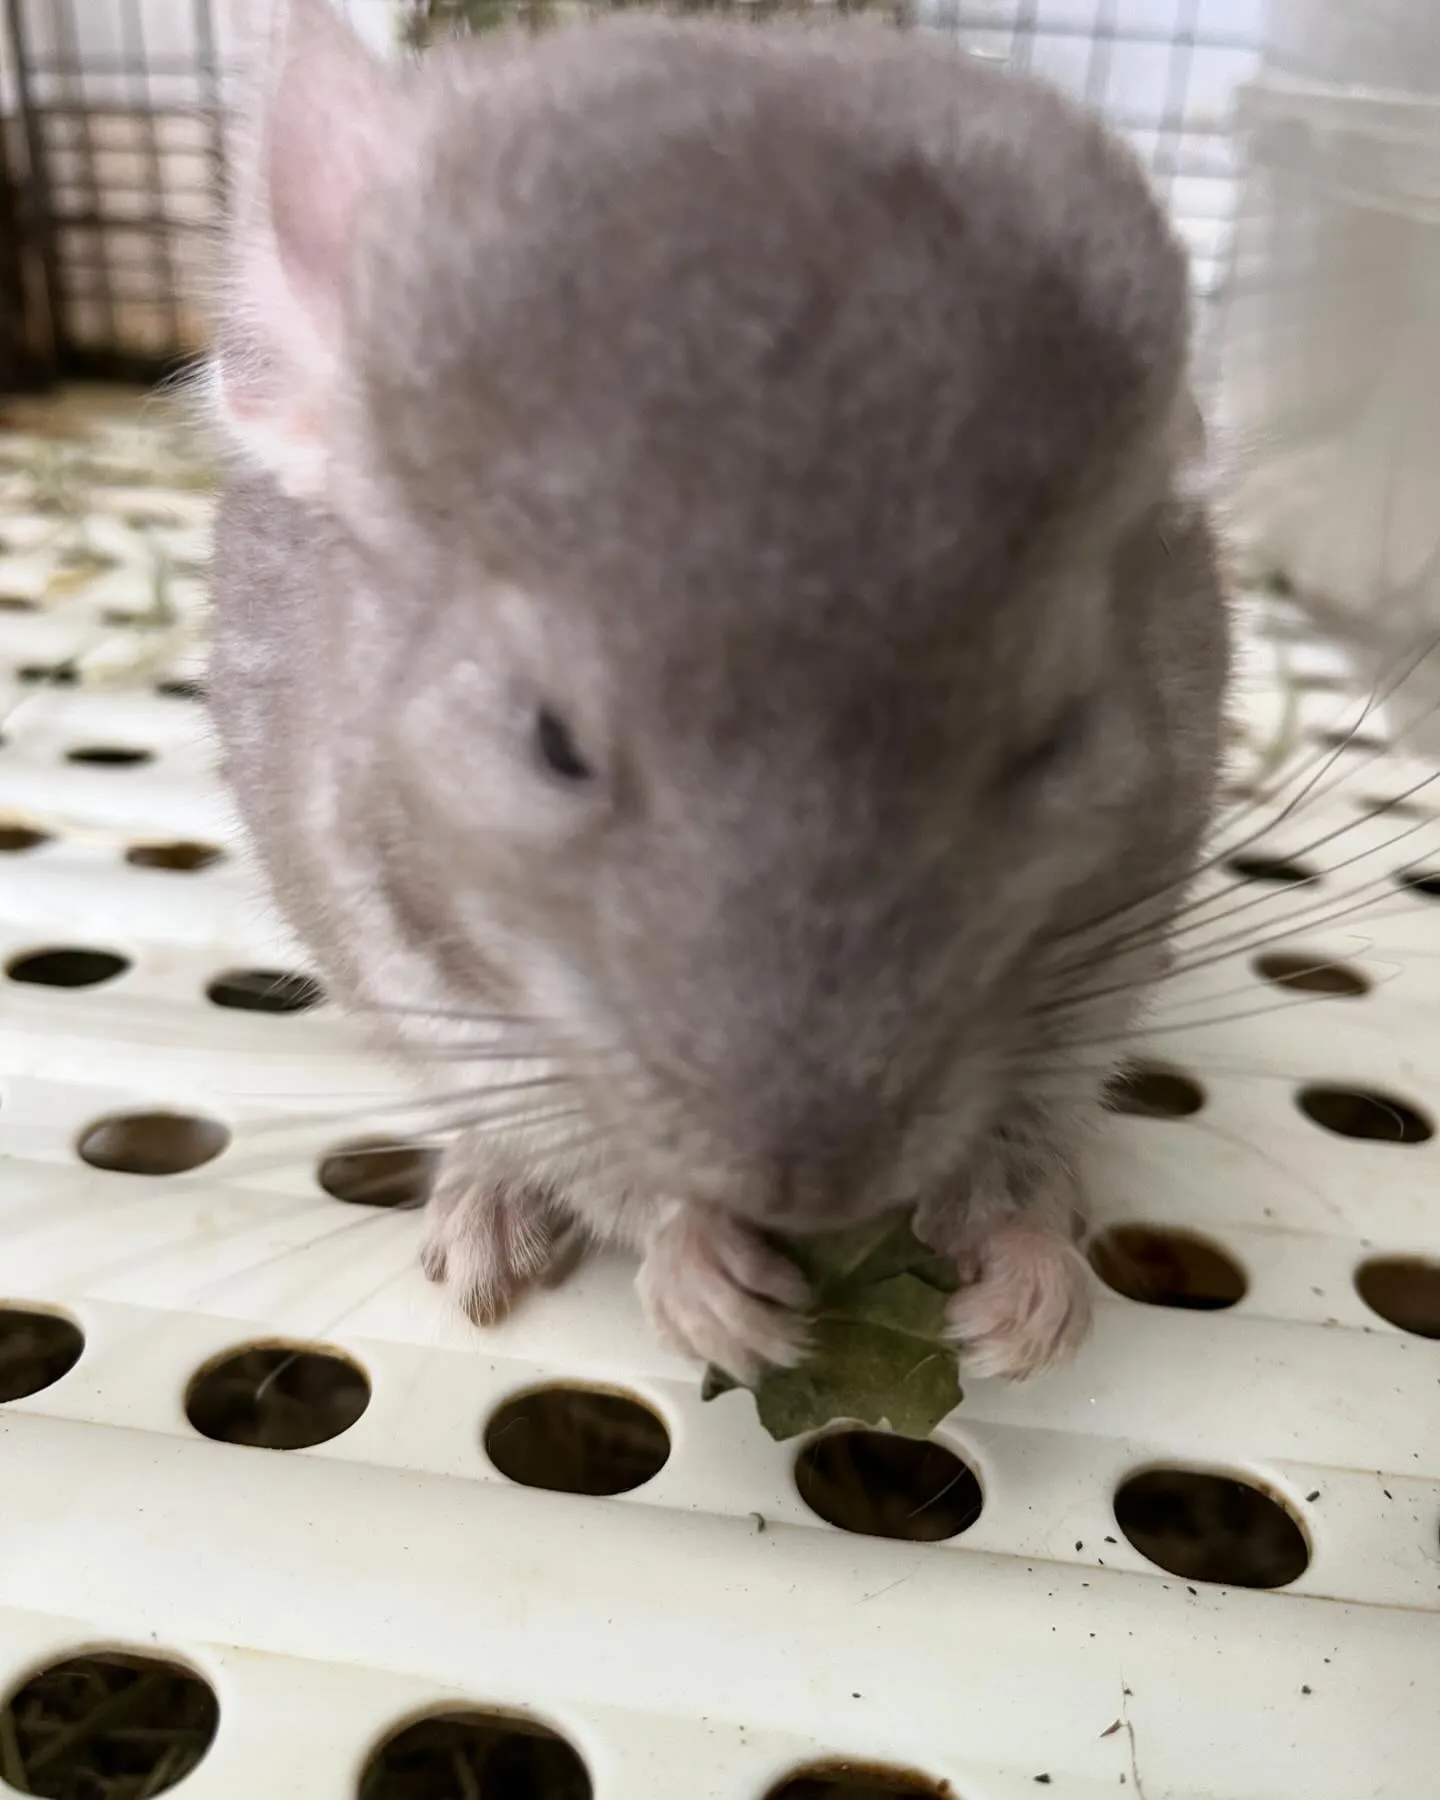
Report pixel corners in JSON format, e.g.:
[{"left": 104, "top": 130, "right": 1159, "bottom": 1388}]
[
  {"left": 534, "top": 707, "right": 593, "bottom": 783},
  {"left": 1002, "top": 697, "right": 1089, "bottom": 789}
]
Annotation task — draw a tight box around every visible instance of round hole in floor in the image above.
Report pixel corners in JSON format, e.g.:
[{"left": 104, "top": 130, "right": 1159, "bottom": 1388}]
[
  {"left": 1252, "top": 951, "right": 1370, "bottom": 997},
  {"left": 1226, "top": 853, "right": 1320, "bottom": 886},
  {"left": 1296, "top": 1084, "right": 1433, "bottom": 1144},
  {"left": 484, "top": 1387, "right": 671, "bottom": 1496},
  {"left": 0, "top": 1652, "right": 220, "bottom": 1799},
  {"left": 1358, "top": 794, "right": 1433, "bottom": 821},
  {"left": 1114, "top": 1467, "right": 1309, "bottom": 1588},
  {"left": 767, "top": 1768, "right": 955, "bottom": 1799},
  {"left": 126, "top": 840, "right": 225, "bottom": 873},
  {"left": 1397, "top": 868, "right": 1440, "bottom": 899},
  {"left": 205, "top": 967, "right": 324, "bottom": 1014},
  {"left": 185, "top": 1342, "right": 370, "bottom": 1450},
  {"left": 1354, "top": 1257, "right": 1440, "bottom": 1339},
  {"left": 317, "top": 1140, "right": 438, "bottom": 1209},
  {"left": 359, "top": 1710, "right": 592, "bottom": 1800},
  {"left": 65, "top": 745, "right": 154, "bottom": 767},
  {"left": 1103, "top": 1064, "right": 1205, "bottom": 1119},
  {"left": 0, "top": 1307, "right": 84, "bottom": 1403},
  {"left": 17, "top": 662, "right": 77, "bottom": 686},
  {"left": 155, "top": 677, "right": 206, "bottom": 701},
  {"left": 794, "top": 1430, "right": 982, "bottom": 1542},
  {"left": 1088, "top": 1224, "right": 1247, "bottom": 1311},
  {"left": 77, "top": 1110, "right": 230, "bottom": 1177},
  {"left": 6, "top": 947, "right": 130, "bottom": 989},
  {"left": 0, "top": 825, "right": 49, "bottom": 853},
  {"left": 1315, "top": 728, "right": 1388, "bottom": 753},
  {"left": 55, "top": 547, "right": 121, "bottom": 575}
]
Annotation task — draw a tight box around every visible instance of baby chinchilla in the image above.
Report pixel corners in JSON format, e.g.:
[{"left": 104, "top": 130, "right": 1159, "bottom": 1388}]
[{"left": 207, "top": 2, "right": 1229, "bottom": 1382}]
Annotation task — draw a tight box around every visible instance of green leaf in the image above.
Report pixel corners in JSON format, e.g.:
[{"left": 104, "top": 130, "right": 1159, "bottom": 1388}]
[
  {"left": 703, "top": 1211, "right": 963, "bottom": 1442},
  {"left": 777, "top": 1212, "right": 958, "bottom": 1299}
]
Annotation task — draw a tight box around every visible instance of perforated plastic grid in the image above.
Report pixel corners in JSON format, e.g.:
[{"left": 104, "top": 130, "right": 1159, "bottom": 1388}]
[{"left": 1, "top": 392, "right": 1439, "bottom": 1800}]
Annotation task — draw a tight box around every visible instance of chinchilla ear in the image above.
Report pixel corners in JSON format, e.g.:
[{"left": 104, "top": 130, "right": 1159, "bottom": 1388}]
[{"left": 209, "top": 0, "right": 401, "bottom": 495}]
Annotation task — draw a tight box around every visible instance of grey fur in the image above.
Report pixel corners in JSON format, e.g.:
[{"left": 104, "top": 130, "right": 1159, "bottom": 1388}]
[{"left": 209, "top": 6, "right": 1229, "bottom": 1380}]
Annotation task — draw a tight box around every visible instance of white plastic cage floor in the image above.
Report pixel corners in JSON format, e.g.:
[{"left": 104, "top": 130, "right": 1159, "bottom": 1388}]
[{"left": 0, "top": 389, "right": 1438, "bottom": 1800}]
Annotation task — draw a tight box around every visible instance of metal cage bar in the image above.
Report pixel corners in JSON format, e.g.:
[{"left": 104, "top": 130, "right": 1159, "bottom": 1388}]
[
  {"left": 1, "top": 0, "right": 226, "bottom": 383},
  {"left": 0, "top": 0, "right": 1267, "bottom": 382}
]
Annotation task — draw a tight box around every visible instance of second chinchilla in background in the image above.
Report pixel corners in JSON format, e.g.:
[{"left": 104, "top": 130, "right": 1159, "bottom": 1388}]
[{"left": 207, "top": 2, "right": 1229, "bottom": 1383}]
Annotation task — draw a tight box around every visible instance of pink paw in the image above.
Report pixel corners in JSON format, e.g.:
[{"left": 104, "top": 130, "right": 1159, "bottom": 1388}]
[
  {"left": 420, "top": 1175, "right": 566, "bottom": 1326},
  {"left": 637, "top": 1205, "right": 810, "bottom": 1382},
  {"left": 945, "top": 1220, "right": 1093, "bottom": 1380}
]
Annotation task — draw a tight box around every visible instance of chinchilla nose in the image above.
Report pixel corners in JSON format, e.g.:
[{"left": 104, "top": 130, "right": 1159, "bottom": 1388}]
[
  {"left": 699, "top": 1054, "right": 909, "bottom": 1227},
  {"left": 758, "top": 1140, "right": 881, "bottom": 1230}
]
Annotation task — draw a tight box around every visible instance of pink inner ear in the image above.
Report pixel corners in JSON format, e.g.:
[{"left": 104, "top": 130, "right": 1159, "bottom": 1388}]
[
  {"left": 214, "top": 0, "right": 397, "bottom": 482},
  {"left": 264, "top": 2, "right": 394, "bottom": 334}
]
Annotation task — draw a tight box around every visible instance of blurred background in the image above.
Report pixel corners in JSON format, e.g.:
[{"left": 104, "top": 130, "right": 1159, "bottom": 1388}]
[
  {"left": 0, "top": 0, "right": 1268, "bottom": 382},
  {"left": 2, "top": 0, "right": 1438, "bottom": 676}
]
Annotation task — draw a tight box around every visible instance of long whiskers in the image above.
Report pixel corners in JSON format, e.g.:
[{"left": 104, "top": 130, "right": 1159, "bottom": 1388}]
[
  {"left": 227, "top": 1070, "right": 584, "bottom": 1146},
  {"left": 216, "top": 1095, "right": 593, "bottom": 1188},
  {"left": 1039, "top": 862, "right": 1432, "bottom": 1027},
  {"left": 1039, "top": 762, "right": 1440, "bottom": 1007},
  {"left": 1048, "top": 630, "right": 1440, "bottom": 966}
]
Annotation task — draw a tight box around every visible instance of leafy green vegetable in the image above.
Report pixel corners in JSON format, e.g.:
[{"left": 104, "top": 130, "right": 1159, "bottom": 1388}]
[{"left": 703, "top": 1211, "right": 963, "bottom": 1442}]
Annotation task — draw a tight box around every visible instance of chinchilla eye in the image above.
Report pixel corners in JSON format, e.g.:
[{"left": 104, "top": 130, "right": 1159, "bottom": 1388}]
[
  {"left": 534, "top": 706, "right": 594, "bottom": 783},
  {"left": 1003, "top": 695, "right": 1091, "bottom": 788}
]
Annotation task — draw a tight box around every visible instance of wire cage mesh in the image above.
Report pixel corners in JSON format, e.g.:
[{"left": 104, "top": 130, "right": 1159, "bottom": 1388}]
[
  {"left": 0, "top": 0, "right": 229, "bottom": 383},
  {"left": 0, "top": 0, "right": 1267, "bottom": 389}
]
